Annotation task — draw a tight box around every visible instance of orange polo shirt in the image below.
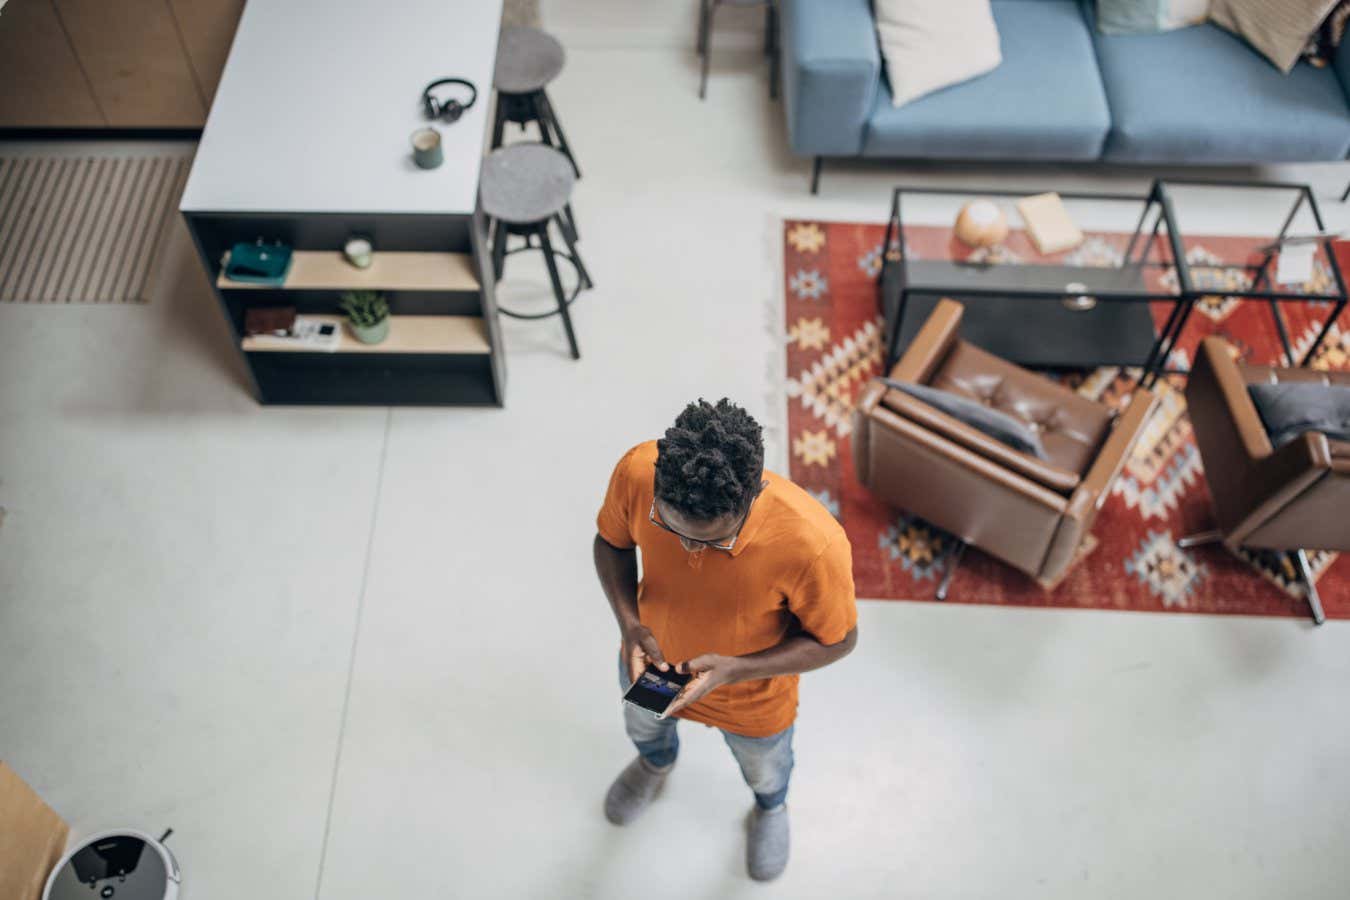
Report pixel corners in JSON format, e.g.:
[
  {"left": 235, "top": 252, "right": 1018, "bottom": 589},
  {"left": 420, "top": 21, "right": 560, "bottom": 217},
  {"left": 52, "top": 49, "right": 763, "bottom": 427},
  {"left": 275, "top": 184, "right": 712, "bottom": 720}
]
[{"left": 597, "top": 441, "right": 857, "bottom": 737}]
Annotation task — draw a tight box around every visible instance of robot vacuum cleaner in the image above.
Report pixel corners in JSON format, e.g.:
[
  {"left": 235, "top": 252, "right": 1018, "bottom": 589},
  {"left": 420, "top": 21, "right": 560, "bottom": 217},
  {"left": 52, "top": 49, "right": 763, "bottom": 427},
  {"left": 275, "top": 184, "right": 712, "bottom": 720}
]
[{"left": 43, "top": 829, "right": 180, "bottom": 900}]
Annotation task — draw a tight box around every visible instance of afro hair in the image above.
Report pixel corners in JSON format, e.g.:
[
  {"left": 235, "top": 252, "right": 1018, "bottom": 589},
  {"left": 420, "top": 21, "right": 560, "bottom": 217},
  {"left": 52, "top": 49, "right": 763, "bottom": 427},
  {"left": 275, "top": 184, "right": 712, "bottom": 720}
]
[{"left": 654, "top": 398, "right": 765, "bottom": 521}]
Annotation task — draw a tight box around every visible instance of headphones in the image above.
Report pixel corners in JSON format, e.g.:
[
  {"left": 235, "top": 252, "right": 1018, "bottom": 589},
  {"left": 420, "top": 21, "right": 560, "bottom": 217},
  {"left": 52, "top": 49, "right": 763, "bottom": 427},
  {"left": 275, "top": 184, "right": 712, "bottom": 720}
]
[{"left": 421, "top": 77, "right": 478, "bottom": 124}]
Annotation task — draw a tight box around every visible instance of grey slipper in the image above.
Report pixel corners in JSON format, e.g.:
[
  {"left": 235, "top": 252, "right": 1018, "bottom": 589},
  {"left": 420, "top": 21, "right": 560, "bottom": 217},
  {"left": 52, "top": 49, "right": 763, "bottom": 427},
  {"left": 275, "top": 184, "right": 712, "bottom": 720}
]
[
  {"left": 604, "top": 756, "right": 672, "bottom": 826},
  {"left": 747, "top": 804, "right": 789, "bottom": 881}
]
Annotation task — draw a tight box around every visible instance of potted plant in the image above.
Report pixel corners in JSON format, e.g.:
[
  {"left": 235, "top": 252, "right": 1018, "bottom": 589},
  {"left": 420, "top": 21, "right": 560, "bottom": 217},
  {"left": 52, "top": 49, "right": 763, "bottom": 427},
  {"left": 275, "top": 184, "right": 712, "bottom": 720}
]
[{"left": 339, "top": 290, "right": 390, "bottom": 344}]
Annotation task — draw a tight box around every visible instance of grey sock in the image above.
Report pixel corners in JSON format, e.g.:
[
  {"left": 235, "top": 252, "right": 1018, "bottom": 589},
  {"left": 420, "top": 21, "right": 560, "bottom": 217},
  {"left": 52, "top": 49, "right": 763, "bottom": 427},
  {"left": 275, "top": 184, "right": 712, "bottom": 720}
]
[
  {"left": 746, "top": 804, "right": 789, "bottom": 881},
  {"left": 604, "top": 756, "right": 672, "bottom": 826}
]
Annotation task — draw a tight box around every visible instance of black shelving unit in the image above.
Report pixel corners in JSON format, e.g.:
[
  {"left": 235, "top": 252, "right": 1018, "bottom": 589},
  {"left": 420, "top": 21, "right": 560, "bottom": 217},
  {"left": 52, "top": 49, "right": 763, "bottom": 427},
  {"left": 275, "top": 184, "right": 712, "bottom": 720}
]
[{"left": 182, "top": 209, "right": 506, "bottom": 406}]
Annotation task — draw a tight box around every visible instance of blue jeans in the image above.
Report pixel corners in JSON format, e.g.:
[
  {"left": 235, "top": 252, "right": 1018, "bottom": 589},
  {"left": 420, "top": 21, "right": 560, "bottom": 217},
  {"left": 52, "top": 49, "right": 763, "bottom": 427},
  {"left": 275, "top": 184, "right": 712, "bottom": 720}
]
[{"left": 619, "top": 655, "right": 794, "bottom": 810}]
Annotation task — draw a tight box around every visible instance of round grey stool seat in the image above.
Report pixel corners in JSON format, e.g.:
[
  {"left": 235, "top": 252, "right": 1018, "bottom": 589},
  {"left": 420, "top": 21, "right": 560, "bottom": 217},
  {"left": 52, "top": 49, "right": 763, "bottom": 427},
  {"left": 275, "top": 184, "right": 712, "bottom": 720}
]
[
  {"left": 481, "top": 143, "right": 575, "bottom": 225},
  {"left": 494, "top": 26, "right": 565, "bottom": 94},
  {"left": 483, "top": 141, "right": 591, "bottom": 361}
]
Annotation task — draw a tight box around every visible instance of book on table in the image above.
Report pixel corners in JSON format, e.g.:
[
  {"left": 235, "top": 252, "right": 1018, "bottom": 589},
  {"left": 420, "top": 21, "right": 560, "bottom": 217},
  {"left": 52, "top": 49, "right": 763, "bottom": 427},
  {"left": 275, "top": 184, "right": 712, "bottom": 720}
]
[{"left": 1016, "top": 192, "right": 1084, "bottom": 255}]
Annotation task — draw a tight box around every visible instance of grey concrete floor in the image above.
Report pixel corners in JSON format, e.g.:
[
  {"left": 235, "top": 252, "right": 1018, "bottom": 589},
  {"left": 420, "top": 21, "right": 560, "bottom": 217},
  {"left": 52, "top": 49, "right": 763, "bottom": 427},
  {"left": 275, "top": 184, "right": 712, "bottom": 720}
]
[{"left": 3, "top": 16, "right": 1350, "bottom": 900}]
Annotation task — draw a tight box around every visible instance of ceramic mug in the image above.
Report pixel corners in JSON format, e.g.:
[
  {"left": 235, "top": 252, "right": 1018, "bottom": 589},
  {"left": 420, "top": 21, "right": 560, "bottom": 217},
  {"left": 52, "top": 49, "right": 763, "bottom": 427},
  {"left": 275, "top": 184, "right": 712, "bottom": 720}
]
[{"left": 411, "top": 127, "right": 443, "bottom": 169}]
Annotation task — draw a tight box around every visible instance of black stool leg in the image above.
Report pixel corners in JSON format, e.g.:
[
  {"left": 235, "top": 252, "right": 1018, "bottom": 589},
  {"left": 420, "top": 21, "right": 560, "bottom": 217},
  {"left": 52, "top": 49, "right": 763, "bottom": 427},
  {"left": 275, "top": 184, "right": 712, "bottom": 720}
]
[
  {"left": 530, "top": 92, "right": 557, "bottom": 148},
  {"left": 491, "top": 95, "right": 507, "bottom": 150},
  {"left": 700, "top": 1, "right": 715, "bottom": 100},
  {"left": 555, "top": 213, "right": 593, "bottom": 289},
  {"left": 561, "top": 202, "right": 579, "bottom": 243},
  {"left": 767, "top": 2, "right": 779, "bottom": 100},
  {"left": 491, "top": 218, "right": 508, "bottom": 281},
  {"left": 697, "top": 0, "right": 710, "bottom": 56},
  {"left": 539, "top": 90, "right": 581, "bottom": 179},
  {"left": 537, "top": 225, "right": 580, "bottom": 359}
]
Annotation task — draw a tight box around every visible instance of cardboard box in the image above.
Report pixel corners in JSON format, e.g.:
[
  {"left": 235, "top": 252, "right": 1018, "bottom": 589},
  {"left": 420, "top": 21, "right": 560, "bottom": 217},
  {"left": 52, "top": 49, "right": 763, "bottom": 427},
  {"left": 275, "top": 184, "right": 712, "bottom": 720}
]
[{"left": 0, "top": 762, "right": 69, "bottom": 900}]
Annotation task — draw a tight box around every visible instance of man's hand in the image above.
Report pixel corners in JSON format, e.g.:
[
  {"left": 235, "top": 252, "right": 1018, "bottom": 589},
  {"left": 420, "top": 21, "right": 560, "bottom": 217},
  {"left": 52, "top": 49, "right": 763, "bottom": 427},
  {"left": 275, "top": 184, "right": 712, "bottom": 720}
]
[
  {"left": 623, "top": 623, "right": 669, "bottom": 683},
  {"left": 662, "top": 654, "right": 743, "bottom": 718}
]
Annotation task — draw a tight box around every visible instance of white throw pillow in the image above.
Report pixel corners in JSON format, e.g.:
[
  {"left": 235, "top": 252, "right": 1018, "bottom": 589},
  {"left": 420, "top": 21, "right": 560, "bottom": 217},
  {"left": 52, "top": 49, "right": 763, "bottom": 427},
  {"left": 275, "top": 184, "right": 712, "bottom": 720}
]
[{"left": 875, "top": 0, "right": 1003, "bottom": 108}]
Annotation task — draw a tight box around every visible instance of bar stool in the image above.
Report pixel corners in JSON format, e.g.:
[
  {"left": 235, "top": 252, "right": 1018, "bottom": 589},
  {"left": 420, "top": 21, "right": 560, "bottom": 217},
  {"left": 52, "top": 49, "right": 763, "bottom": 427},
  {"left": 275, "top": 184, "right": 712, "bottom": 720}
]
[
  {"left": 697, "top": 0, "right": 779, "bottom": 100},
  {"left": 491, "top": 26, "right": 581, "bottom": 179},
  {"left": 481, "top": 143, "right": 593, "bottom": 360}
]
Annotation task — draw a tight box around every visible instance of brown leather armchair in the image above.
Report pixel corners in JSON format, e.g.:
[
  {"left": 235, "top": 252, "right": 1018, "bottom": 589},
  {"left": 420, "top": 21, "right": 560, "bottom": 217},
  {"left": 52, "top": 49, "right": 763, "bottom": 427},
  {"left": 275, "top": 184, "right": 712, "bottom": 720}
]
[
  {"left": 1181, "top": 336, "right": 1350, "bottom": 625},
  {"left": 853, "top": 298, "right": 1157, "bottom": 596}
]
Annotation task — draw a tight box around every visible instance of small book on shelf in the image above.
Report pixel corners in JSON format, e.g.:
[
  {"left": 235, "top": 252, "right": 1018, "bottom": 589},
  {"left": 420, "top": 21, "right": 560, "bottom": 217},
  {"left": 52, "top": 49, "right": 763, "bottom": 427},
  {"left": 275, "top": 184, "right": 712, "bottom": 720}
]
[{"left": 244, "top": 306, "right": 296, "bottom": 337}]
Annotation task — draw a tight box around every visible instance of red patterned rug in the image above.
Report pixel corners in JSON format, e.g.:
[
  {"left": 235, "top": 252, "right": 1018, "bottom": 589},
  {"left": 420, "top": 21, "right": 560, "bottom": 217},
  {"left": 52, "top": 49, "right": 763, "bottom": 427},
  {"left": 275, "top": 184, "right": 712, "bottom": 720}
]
[{"left": 780, "top": 219, "right": 1350, "bottom": 619}]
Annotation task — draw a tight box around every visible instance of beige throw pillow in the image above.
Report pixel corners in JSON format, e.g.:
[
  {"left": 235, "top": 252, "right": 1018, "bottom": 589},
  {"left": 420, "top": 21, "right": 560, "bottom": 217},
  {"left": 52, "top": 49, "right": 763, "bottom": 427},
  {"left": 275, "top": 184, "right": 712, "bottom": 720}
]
[
  {"left": 1164, "top": 0, "right": 1210, "bottom": 29},
  {"left": 875, "top": 0, "right": 1002, "bottom": 108},
  {"left": 1209, "top": 0, "right": 1340, "bottom": 73}
]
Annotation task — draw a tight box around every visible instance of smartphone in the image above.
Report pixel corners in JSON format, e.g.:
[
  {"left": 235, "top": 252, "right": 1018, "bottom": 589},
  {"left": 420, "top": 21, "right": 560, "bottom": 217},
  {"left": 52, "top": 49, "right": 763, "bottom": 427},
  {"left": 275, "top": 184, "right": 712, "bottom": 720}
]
[{"left": 623, "top": 665, "right": 692, "bottom": 717}]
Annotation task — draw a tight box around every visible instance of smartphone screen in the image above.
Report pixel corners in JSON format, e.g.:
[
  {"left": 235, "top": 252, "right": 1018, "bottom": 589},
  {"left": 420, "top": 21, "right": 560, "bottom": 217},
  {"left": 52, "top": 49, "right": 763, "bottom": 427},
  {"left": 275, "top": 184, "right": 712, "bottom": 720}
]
[{"left": 623, "top": 665, "right": 692, "bottom": 716}]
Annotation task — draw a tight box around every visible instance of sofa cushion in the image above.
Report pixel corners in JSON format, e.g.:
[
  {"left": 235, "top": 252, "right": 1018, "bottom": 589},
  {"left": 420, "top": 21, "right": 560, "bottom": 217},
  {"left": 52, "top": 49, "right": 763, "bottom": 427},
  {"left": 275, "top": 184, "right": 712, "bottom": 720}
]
[
  {"left": 1209, "top": 0, "right": 1341, "bottom": 74},
  {"left": 1094, "top": 22, "right": 1350, "bottom": 162},
  {"left": 862, "top": 0, "right": 1110, "bottom": 160},
  {"left": 930, "top": 340, "right": 1114, "bottom": 477},
  {"left": 874, "top": 0, "right": 1003, "bottom": 108}
]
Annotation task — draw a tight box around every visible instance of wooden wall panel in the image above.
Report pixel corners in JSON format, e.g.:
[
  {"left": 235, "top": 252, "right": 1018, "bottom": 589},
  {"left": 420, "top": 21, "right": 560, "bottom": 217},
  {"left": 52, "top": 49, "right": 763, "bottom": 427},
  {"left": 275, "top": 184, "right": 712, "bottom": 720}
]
[
  {"left": 0, "top": 0, "right": 105, "bottom": 126},
  {"left": 54, "top": 0, "right": 206, "bottom": 126},
  {"left": 170, "top": 0, "right": 245, "bottom": 106}
]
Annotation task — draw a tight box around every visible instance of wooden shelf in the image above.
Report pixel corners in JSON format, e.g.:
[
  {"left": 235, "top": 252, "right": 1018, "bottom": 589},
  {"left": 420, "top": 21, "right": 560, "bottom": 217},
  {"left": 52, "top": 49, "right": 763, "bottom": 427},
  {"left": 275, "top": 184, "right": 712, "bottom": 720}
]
[
  {"left": 219, "top": 251, "right": 479, "bottom": 291},
  {"left": 242, "top": 315, "right": 490, "bottom": 355}
]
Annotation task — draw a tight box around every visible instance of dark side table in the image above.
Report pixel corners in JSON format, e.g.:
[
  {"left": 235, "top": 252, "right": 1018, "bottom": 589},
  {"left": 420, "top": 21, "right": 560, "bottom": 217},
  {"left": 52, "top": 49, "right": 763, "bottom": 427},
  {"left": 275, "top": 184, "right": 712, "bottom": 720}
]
[
  {"left": 880, "top": 184, "right": 1186, "bottom": 385},
  {"left": 879, "top": 179, "right": 1347, "bottom": 387}
]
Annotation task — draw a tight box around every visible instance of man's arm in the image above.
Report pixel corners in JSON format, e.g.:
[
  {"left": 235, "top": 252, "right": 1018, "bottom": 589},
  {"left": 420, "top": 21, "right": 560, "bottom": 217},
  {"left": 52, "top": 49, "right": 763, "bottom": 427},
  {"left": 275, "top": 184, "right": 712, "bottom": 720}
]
[
  {"left": 663, "top": 626, "right": 858, "bottom": 718},
  {"left": 729, "top": 626, "right": 858, "bottom": 680},
  {"left": 594, "top": 533, "right": 669, "bottom": 679}
]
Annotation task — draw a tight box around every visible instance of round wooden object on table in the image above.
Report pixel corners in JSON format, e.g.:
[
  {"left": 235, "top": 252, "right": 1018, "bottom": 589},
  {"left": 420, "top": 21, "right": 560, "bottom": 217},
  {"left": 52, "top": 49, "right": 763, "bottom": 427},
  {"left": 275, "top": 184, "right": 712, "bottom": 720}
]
[{"left": 954, "top": 199, "right": 1009, "bottom": 248}]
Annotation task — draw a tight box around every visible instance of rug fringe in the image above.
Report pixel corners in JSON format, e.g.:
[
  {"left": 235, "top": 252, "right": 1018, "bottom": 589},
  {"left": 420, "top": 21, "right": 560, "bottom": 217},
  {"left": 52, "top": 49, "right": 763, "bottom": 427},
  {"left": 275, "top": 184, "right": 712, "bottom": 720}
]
[{"left": 763, "top": 211, "right": 790, "bottom": 475}]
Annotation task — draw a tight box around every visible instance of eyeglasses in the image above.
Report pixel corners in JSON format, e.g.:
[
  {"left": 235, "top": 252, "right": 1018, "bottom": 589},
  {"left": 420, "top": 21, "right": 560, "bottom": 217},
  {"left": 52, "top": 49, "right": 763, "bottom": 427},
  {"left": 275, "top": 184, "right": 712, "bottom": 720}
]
[{"left": 648, "top": 481, "right": 766, "bottom": 553}]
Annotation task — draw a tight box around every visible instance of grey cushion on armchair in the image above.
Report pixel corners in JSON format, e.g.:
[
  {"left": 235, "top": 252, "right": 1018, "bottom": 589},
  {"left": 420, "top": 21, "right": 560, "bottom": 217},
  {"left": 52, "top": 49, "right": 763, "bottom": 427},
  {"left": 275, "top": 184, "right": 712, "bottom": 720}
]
[
  {"left": 882, "top": 379, "right": 1049, "bottom": 459},
  {"left": 1248, "top": 383, "right": 1350, "bottom": 448}
]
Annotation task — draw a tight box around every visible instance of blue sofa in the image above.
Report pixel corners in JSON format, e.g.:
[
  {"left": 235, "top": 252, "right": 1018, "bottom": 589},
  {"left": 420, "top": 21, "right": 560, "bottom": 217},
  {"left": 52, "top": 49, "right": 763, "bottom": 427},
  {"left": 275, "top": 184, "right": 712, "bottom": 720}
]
[{"left": 782, "top": 0, "right": 1350, "bottom": 191}]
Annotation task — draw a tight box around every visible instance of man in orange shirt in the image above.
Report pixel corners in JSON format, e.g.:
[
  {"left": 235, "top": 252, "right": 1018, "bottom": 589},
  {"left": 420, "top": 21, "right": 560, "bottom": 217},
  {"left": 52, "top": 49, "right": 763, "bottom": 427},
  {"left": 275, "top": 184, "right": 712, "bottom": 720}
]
[{"left": 594, "top": 398, "right": 858, "bottom": 881}]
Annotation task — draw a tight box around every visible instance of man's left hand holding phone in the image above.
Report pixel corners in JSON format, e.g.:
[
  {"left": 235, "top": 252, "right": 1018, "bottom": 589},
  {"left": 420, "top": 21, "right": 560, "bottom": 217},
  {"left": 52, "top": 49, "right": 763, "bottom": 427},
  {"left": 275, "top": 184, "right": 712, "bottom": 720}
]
[
  {"left": 623, "top": 624, "right": 740, "bottom": 719},
  {"left": 623, "top": 624, "right": 688, "bottom": 719}
]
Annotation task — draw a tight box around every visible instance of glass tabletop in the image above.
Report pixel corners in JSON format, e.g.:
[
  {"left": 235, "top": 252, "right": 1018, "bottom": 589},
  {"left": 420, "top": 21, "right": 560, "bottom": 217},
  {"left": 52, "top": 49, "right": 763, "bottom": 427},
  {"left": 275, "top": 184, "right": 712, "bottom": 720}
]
[
  {"left": 887, "top": 186, "right": 1182, "bottom": 299},
  {"left": 1157, "top": 180, "right": 1346, "bottom": 302}
]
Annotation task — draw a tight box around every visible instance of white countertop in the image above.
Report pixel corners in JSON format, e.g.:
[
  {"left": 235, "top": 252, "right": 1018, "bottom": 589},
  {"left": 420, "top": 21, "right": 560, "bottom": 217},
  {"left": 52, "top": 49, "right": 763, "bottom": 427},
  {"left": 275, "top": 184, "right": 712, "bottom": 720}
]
[{"left": 180, "top": 0, "right": 502, "bottom": 216}]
